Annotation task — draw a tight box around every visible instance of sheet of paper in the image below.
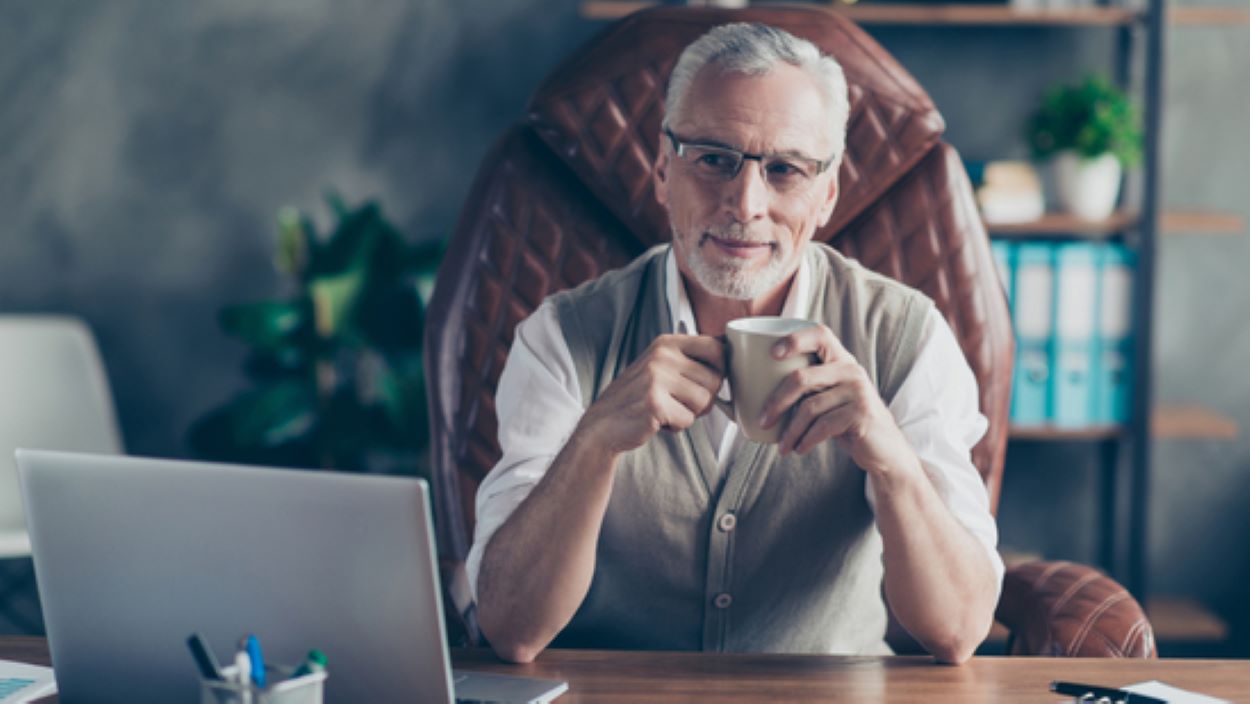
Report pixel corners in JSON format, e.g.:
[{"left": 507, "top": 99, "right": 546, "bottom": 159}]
[
  {"left": 1126, "top": 680, "right": 1230, "bottom": 704},
  {"left": 0, "top": 659, "right": 56, "bottom": 703}
]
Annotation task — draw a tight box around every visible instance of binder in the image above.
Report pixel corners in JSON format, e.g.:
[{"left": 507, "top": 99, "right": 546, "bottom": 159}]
[
  {"left": 1010, "top": 243, "right": 1055, "bottom": 426},
  {"left": 990, "top": 239, "right": 1014, "bottom": 304},
  {"left": 1093, "top": 243, "right": 1135, "bottom": 425},
  {"left": 1051, "top": 242, "right": 1100, "bottom": 427}
]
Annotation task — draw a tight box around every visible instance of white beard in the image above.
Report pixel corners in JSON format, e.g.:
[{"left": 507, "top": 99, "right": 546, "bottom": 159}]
[{"left": 673, "top": 224, "right": 796, "bottom": 301}]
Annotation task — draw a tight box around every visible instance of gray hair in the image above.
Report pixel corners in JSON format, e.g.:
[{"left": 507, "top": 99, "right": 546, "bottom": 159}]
[{"left": 663, "top": 23, "right": 851, "bottom": 165}]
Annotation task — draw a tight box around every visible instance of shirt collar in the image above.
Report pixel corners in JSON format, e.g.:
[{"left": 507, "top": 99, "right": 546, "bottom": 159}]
[{"left": 665, "top": 244, "right": 812, "bottom": 335}]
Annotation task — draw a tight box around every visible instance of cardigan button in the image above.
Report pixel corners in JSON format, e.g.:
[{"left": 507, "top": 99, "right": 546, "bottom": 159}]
[
  {"left": 717, "top": 513, "right": 737, "bottom": 532},
  {"left": 713, "top": 593, "right": 733, "bottom": 609}
]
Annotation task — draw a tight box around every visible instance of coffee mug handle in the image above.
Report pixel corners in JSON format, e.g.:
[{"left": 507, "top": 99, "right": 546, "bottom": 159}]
[{"left": 713, "top": 391, "right": 735, "bottom": 420}]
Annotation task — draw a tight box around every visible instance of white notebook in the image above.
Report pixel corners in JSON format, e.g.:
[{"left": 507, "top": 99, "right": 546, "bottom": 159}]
[{"left": 0, "top": 659, "right": 56, "bottom": 703}]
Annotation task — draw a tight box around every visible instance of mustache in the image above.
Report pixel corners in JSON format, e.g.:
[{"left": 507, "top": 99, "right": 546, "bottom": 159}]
[{"left": 702, "top": 222, "right": 773, "bottom": 245}]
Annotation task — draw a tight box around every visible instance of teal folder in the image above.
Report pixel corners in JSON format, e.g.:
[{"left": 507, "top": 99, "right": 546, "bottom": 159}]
[
  {"left": 1092, "top": 243, "right": 1136, "bottom": 425},
  {"left": 990, "top": 239, "right": 1014, "bottom": 304},
  {"left": 1051, "top": 242, "right": 1100, "bottom": 428},
  {"left": 1010, "top": 243, "right": 1054, "bottom": 426}
]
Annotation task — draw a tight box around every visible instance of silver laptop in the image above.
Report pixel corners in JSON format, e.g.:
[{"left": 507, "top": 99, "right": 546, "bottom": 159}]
[{"left": 17, "top": 449, "right": 567, "bottom": 704}]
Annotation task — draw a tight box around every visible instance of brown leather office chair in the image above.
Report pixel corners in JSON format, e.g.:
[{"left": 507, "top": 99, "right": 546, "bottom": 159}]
[{"left": 425, "top": 6, "right": 1155, "bottom": 658}]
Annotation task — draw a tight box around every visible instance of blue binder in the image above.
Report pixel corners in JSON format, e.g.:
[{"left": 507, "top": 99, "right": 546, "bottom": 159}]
[
  {"left": 1010, "top": 243, "right": 1055, "bottom": 426},
  {"left": 990, "top": 239, "right": 1014, "bottom": 304},
  {"left": 1092, "top": 244, "right": 1135, "bottom": 425},
  {"left": 1051, "top": 242, "right": 1100, "bottom": 428}
]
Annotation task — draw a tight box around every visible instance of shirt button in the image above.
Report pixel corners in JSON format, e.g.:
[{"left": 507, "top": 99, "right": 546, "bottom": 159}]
[
  {"left": 717, "top": 513, "right": 737, "bottom": 532},
  {"left": 713, "top": 593, "right": 733, "bottom": 609}
]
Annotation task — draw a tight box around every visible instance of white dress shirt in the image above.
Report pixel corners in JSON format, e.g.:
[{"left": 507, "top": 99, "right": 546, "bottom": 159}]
[{"left": 466, "top": 247, "right": 1004, "bottom": 601}]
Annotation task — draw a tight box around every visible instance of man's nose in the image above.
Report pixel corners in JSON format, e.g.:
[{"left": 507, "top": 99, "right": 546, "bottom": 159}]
[{"left": 723, "top": 159, "right": 769, "bottom": 222}]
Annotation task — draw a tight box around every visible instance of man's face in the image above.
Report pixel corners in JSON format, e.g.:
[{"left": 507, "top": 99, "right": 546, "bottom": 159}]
[{"left": 654, "top": 63, "right": 840, "bottom": 302}]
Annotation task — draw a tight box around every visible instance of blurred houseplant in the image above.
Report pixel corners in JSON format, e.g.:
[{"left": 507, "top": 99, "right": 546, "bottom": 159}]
[
  {"left": 189, "top": 194, "right": 442, "bottom": 475},
  {"left": 1027, "top": 74, "right": 1142, "bottom": 220}
]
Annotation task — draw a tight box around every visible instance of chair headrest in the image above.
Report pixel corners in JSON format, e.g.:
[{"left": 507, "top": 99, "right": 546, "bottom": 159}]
[{"left": 527, "top": 6, "right": 945, "bottom": 248}]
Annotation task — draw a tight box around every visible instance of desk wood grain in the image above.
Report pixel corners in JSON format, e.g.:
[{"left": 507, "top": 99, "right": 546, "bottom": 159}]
[
  {"left": 453, "top": 648, "right": 1249, "bottom": 703},
  {"left": 3, "top": 638, "right": 1246, "bottom": 702}
]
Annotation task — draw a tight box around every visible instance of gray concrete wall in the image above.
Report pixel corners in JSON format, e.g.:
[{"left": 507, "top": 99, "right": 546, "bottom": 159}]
[
  {"left": 1, "top": 0, "right": 596, "bottom": 457},
  {"left": 3, "top": 1, "right": 1247, "bottom": 646}
]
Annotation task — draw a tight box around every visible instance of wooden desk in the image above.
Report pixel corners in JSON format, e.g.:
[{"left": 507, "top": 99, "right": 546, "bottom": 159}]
[
  {"left": 453, "top": 649, "right": 1248, "bottom": 703},
  {"left": 2, "top": 637, "right": 1245, "bottom": 702}
]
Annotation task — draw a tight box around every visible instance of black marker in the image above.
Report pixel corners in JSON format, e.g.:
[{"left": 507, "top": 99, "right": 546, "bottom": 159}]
[
  {"left": 187, "top": 632, "right": 225, "bottom": 681},
  {"left": 1050, "top": 680, "right": 1166, "bottom": 704}
]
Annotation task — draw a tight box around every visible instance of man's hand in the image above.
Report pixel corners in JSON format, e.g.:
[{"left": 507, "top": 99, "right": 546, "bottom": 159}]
[
  {"left": 477, "top": 331, "right": 725, "bottom": 662},
  {"left": 578, "top": 334, "right": 726, "bottom": 456},
  {"left": 757, "top": 324, "right": 914, "bottom": 476},
  {"left": 758, "top": 323, "right": 997, "bottom": 662}
]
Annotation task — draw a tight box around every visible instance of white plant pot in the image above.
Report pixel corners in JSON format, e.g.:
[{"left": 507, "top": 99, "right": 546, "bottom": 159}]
[{"left": 1052, "top": 151, "right": 1123, "bottom": 220}]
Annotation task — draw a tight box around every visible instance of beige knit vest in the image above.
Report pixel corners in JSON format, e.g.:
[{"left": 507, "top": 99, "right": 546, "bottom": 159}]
[{"left": 550, "top": 242, "right": 931, "bottom": 653}]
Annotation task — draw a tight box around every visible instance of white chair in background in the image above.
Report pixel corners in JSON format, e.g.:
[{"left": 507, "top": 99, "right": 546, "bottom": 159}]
[{"left": 0, "top": 316, "right": 123, "bottom": 632}]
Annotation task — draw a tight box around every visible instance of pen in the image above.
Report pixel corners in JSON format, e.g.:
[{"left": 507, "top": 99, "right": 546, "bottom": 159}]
[
  {"left": 244, "top": 634, "right": 266, "bottom": 688},
  {"left": 186, "top": 632, "right": 224, "bottom": 681},
  {"left": 1050, "top": 680, "right": 1166, "bottom": 704}
]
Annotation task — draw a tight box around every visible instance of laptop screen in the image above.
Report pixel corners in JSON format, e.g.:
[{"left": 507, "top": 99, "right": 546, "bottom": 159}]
[{"left": 18, "top": 450, "right": 456, "bottom": 703}]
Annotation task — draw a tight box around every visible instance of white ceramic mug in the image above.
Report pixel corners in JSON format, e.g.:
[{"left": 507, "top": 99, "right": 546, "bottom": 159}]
[{"left": 718, "top": 317, "right": 821, "bottom": 444}]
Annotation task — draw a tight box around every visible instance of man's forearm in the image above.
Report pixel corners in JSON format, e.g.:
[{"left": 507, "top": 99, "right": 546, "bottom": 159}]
[
  {"left": 873, "top": 456, "right": 999, "bottom": 664},
  {"left": 476, "top": 428, "right": 617, "bottom": 663}
]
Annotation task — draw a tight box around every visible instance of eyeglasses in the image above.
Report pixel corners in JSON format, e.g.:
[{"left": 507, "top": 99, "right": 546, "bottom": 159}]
[{"left": 663, "top": 127, "right": 836, "bottom": 193}]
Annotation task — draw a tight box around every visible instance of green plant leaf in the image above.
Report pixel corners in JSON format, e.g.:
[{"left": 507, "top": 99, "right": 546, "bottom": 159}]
[
  {"left": 313, "top": 201, "right": 384, "bottom": 277},
  {"left": 192, "top": 192, "right": 445, "bottom": 475},
  {"left": 1026, "top": 74, "right": 1141, "bottom": 165},
  {"left": 229, "top": 381, "right": 318, "bottom": 448},
  {"left": 242, "top": 345, "right": 310, "bottom": 380},
  {"left": 187, "top": 380, "right": 318, "bottom": 463},
  {"left": 310, "top": 269, "right": 366, "bottom": 338},
  {"left": 354, "top": 277, "right": 424, "bottom": 352},
  {"left": 274, "top": 206, "right": 314, "bottom": 278},
  {"left": 219, "top": 301, "right": 307, "bottom": 348},
  {"left": 374, "top": 357, "right": 429, "bottom": 448}
]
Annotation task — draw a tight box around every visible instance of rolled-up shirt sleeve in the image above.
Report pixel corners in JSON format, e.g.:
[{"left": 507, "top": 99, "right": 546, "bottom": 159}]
[
  {"left": 465, "top": 301, "right": 584, "bottom": 601},
  {"left": 871, "top": 309, "right": 1006, "bottom": 595}
]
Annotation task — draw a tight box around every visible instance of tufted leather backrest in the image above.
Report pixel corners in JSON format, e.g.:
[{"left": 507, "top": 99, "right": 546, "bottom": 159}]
[{"left": 425, "top": 6, "right": 1014, "bottom": 579}]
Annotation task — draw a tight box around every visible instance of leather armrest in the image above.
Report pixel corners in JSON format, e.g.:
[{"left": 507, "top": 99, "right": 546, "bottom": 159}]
[
  {"left": 439, "top": 558, "right": 481, "bottom": 647},
  {"left": 996, "top": 560, "right": 1155, "bottom": 657}
]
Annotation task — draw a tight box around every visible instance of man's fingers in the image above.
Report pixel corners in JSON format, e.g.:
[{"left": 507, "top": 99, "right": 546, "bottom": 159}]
[
  {"left": 790, "top": 405, "right": 856, "bottom": 455},
  {"left": 776, "top": 388, "right": 854, "bottom": 451},
  {"left": 771, "top": 323, "right": 846, "bottom": 364},
  {"left": 759, "top": 360, "right": 857, "bottom": 429},
  {"left": 659, "top": 373, "right": 713, "bottom": 429},
  {"left": 676, "top": 354, "right": 724, "bottom": 394},
  {"left": 652, "top": 333, "right": 726, "bottom": 392},
  {"left": 672, "top": 334, "right": 728, "bottom": 376}
]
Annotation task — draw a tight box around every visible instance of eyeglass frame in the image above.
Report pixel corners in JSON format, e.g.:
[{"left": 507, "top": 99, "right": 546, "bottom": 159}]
[{"left": 662, "top": 126, "right": 838, "bottom": 187}]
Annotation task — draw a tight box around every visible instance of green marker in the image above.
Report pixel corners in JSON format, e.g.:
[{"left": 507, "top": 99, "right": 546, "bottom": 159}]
[{"left": 291, "top": 649, "right": 327, "bottom": 678}]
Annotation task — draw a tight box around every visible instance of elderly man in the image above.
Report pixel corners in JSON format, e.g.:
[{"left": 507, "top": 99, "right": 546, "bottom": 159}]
[{"left": 468, "top": 22, "right": 1002, "bottom": 664}]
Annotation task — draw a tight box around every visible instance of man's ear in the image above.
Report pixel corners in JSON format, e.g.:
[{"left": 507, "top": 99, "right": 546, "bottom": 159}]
[
  {"left": 653, "top": 146, "right": 671, "bottom": 207},
  {"left": 818, "top": 169, "right": 840, "bottom": 227}
]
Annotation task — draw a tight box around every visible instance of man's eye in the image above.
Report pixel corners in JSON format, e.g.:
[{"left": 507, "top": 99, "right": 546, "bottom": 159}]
[
  {"left": 766, "top": 160, "right": 807, "bottom": 178},
  {"left": 696, "top": 153, "right": 733, "bottom": 169}
]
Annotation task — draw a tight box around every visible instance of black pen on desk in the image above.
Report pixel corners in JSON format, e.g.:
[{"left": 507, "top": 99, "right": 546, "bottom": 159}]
[
  {"left": 1050, "top": 680, "right": 1166, "bottom": 704},
  {"left": 186, "top": 632, "right": 224, "bottom": 681}
]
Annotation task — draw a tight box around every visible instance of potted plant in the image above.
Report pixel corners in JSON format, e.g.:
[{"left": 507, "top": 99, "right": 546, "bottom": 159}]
[
  {"left": 188, "top": 194, "right": 442, "bottom": 475},
  {"left": 1027, "top": 75, "right": 1142, "bottom": 220}
]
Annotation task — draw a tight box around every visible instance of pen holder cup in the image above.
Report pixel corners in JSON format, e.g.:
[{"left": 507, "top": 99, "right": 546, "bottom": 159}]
[{"left": 201, "top": 665, "right": 327, "bottom": 704}]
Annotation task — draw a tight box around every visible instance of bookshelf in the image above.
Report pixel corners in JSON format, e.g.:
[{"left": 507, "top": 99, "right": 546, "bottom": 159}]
[
  {"left": 1010, "top": 403, "right": 1240, "bottom": 441},
  {"left": 580, "top": 0, "right": 1245, "bottom": 652},
  {"left": 985, "top": 211, "right": 1246, "bottom": 238},
  {"left": 582, "top": 2, "right": 1250, "bottom": 26}
]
